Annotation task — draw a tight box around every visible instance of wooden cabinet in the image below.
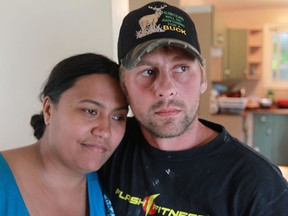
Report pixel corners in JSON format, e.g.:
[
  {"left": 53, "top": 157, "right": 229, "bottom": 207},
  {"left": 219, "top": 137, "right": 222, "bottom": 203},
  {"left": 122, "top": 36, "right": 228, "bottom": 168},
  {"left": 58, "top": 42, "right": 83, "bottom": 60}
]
[
  {"left": 247, "top": 28, "right": 263, "bottom": 79},
  {"left": 223, "top": 28, "right": 247, "bottom": 80},
  {"left": 253, "top": 113, "right": 288, "bottom": 165}
]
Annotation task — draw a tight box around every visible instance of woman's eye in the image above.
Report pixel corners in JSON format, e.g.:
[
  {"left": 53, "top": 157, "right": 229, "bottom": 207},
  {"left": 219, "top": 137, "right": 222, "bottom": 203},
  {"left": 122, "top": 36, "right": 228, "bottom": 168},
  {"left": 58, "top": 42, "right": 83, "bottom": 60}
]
[
  {"left": 142, "top": 69, "right": 155, "bottom": 77},
  {"left": 112, "top": 114, "right": 126, "bottom": 122},
  {"left": 175, "top": 65, "right": 188, "bottom": 73},
  {"left": 84, "top": 109, "right": 97, "bottom": 116}
]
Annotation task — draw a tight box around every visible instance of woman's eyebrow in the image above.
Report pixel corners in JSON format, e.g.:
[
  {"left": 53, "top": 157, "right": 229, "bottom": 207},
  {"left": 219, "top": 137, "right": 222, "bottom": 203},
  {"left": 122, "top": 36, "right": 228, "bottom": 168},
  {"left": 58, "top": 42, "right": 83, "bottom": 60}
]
[
  {"left": 79, "top": 99, "right": 128, "bottom": 111},
  {"left": 79, "top": 99, "right": 102, "bottom": 107}
]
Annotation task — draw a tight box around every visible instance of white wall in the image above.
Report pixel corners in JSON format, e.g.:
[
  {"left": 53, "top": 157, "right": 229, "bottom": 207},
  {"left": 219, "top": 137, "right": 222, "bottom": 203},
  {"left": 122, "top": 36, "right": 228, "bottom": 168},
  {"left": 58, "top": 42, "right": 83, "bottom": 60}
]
[{"left": 0, "top": 0, "right": 128, "bottom": 150}]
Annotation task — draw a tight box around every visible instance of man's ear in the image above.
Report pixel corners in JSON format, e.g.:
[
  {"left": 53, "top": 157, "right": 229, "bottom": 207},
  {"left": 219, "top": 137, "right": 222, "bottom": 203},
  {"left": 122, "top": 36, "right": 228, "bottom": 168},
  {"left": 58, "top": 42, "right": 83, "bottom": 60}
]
[
  {"left": 200, "top": 67, "right": 207, "bottom": 94},
  {"left": 42, "top": 96, "right": 52, "bottom": 125}
]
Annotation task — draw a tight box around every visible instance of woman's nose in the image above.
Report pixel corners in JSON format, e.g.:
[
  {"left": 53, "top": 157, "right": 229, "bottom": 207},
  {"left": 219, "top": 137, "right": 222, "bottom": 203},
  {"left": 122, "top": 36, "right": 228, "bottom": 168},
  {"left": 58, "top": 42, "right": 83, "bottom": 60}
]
[{"left": 91, "top": 116, "right": 111, "bottom": 139}]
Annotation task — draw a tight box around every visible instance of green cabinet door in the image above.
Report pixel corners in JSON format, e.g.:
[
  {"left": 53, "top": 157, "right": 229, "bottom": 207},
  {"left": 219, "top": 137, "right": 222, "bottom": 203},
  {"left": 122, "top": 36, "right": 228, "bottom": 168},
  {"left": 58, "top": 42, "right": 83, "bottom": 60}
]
[
  {"left": 224, "top": 29, "right": 247, "bottom": 80},
  {"left": 253, "top": 113, "right": 288, "bottom": 165},
  {"left": 253, "top": 114, "right": 273, "bottom": 160},
  {"left": 272, "top": 115, "right": 288, "bottom": 165}
]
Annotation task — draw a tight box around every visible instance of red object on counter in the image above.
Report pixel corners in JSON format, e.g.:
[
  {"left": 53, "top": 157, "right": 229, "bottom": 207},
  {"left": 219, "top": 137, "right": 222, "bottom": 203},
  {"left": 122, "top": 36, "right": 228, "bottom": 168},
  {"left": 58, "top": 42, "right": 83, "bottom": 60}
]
[{"left": 276, "top": 99, "right": 288, "bottom": 108}]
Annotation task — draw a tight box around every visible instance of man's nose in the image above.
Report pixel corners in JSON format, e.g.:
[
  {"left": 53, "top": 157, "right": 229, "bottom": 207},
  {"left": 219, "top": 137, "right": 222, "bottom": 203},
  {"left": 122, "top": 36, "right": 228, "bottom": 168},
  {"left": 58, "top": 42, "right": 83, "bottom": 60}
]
[{"left": 153, "top": 72, "right": 177, "bottom": 98}]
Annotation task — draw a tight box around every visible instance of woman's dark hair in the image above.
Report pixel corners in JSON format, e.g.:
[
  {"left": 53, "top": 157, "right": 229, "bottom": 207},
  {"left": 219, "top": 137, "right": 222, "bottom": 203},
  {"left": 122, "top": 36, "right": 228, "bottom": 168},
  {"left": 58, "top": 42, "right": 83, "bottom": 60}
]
[{"left": 30, "top": 53, "right": 119, "bottom": 140}]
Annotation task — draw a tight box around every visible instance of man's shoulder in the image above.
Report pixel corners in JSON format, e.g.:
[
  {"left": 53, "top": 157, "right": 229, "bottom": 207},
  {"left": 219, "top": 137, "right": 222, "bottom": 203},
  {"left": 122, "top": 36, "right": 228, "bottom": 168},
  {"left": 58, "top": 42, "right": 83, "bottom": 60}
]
[
  {"left": 127, "top": 116, "right": 138, "bottom": 126},
  {"left": 125, "top": 117, "right": 141, "bottom": 134},
  {"left": 115, "top": 117, "right": 141, "bottom": 150}
]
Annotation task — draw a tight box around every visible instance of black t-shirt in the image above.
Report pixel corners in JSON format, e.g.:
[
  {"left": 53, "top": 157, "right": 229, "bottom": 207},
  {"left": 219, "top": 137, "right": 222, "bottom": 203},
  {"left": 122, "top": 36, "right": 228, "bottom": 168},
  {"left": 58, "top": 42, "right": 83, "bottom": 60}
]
[{"left": 100, "top": 117, "right": 288, "bottom": 216}]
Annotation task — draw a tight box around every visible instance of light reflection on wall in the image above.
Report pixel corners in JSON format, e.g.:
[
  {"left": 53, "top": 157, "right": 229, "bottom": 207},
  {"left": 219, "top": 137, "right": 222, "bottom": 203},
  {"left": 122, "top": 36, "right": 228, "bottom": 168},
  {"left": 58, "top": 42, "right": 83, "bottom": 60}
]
[{"left": 279, "top": 166, "right": 288, "bottom": 181}]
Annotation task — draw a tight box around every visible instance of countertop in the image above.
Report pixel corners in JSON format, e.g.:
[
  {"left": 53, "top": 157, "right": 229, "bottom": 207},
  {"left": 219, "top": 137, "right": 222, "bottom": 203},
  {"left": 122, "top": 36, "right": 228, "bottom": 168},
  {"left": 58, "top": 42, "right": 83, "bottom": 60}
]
[
  {"left": 215, "top": 107, "right": 288, "bottom": 116},
  {"left": 246, "top": 107, "right": 288, "bottom": 115}
]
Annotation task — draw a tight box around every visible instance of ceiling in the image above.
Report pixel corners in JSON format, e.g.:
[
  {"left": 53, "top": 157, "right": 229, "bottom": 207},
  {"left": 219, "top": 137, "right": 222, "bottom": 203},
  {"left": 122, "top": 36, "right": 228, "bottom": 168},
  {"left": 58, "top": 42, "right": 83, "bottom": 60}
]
[{"left": 180, "top": 0, "right": 288, "bottom": 10}]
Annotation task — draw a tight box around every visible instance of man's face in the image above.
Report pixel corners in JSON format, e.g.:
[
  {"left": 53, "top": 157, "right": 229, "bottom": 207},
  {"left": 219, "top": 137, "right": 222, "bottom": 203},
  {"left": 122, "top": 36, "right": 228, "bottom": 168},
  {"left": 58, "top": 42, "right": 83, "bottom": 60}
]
[{"left": 123, "top": 46, "right": 207, "bottom": 139}]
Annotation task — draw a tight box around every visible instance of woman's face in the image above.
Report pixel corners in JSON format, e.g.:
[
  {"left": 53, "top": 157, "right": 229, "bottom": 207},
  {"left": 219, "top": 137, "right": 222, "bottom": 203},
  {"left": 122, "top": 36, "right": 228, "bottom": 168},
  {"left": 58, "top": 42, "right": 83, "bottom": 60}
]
[{"left": 43, "top": 74, "right": 128, "bottom": 173}]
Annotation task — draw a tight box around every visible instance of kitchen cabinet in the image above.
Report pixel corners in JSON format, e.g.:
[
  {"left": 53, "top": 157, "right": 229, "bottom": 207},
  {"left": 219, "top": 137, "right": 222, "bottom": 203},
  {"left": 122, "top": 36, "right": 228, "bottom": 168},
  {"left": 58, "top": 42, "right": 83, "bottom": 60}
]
[
  {"left": 211, "top": 10, "right": 248, "bottom": 81},
  {"left": 246, "top": 28, "right": 263, "bottom": 79},
  {"left": 223, "top": 28, "right": 247, "bottom": 80},
  {"left": 253, "top": 113, "right": 288, "bottom": 165}
]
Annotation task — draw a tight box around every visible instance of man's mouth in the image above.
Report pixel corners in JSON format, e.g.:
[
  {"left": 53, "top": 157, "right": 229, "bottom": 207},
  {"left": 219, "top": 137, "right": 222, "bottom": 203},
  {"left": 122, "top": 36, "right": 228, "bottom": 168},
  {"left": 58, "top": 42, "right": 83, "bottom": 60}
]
[{"left": 155, "top": 108, "right": 180, "bottom": 117}]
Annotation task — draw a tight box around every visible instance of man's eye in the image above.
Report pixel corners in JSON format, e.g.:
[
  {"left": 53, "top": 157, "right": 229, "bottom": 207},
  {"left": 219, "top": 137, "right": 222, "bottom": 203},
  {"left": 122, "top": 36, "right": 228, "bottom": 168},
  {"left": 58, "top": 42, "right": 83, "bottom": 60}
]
[
  {"left": 84, "top": 109, "right": 97, "bottom": 116},
  {"left": 175, "top": 65, "right": 188, "bottom": 73},
  {"left": 142, "top": 69, "right": 155, "bottom": 77}
]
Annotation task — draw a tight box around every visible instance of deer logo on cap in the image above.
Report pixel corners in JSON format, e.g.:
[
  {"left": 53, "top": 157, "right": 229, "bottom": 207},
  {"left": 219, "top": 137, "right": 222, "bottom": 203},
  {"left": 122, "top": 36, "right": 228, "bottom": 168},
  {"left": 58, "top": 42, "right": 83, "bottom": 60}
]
[{"left": 136, "top": 4, "right": 167, "bottom": 38}]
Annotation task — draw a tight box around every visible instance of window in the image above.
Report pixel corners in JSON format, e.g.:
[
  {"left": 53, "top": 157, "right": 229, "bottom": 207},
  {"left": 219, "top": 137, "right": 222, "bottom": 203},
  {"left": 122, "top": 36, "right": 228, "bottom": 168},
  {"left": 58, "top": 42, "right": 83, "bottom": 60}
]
[
  {"left": 264, "top": 24, "right": 288, "bottom": 89},
  {"left": 272, "top": 29, "right": 288, "bottom": 81}
]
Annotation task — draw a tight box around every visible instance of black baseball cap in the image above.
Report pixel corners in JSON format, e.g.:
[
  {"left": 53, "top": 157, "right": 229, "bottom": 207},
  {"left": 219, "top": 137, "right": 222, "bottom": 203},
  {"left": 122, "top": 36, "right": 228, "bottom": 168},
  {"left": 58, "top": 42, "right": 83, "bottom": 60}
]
[{"left": 118, "top": 1, "right": 205, "bottom": 70}]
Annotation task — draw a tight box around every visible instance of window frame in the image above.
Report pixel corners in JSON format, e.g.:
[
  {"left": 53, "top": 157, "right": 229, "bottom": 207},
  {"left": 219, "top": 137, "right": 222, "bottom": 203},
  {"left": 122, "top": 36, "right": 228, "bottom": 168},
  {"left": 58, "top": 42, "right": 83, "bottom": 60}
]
[{"left": 263, "top": 24, "right": 288, "bottom": 89}]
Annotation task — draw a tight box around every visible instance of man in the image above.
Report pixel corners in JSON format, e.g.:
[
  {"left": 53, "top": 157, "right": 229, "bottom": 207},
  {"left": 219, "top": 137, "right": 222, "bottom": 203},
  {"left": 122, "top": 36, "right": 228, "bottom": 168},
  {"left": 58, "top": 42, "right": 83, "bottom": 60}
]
[{"left": 100, "top": 1, "right": 288, "bottom": 215}]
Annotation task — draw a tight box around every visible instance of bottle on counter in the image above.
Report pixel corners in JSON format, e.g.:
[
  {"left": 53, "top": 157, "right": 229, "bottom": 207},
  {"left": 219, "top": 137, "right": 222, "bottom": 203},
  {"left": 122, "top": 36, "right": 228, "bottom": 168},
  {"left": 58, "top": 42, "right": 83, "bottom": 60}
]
[
  {"left": 267, "top": 90, "right": 275, "bottom": 104},
  {"left": 210, "top": 89, "right": 219, "bottom": 114}
]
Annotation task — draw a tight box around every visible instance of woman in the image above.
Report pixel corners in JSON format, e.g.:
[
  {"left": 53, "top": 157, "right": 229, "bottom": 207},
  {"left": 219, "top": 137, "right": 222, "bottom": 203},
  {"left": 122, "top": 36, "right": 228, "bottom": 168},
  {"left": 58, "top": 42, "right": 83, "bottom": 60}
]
[{"left": 0, "top": 53, "right": 128, "bottom": 215}]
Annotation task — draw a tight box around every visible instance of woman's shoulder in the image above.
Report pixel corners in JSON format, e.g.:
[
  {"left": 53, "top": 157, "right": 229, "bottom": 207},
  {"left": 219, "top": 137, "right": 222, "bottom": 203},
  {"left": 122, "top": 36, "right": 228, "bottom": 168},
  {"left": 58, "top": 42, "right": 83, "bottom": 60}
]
[
  {"left": 0, "top": 152, "right": 29, "bottom": 215},
  {"left": 0, "top": 152, "right": 17, "bottom": 189},
  {"left": 1, "top": 144, "right": 36, "bottom": 168}
]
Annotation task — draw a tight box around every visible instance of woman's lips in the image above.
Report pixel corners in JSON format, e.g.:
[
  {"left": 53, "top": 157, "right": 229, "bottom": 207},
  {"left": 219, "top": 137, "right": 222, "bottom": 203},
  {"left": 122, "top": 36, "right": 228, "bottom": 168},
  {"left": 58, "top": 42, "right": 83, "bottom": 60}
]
[{"left": 81, "top": 143, "right": 107, "bottom": 153}]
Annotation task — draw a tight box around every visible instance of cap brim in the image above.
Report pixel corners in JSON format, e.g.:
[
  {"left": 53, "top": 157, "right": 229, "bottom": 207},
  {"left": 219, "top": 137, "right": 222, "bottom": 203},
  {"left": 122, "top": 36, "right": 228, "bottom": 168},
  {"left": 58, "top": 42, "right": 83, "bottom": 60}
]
[{"left": 121, "top": 38, "right": 205, "bottom": 70}]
